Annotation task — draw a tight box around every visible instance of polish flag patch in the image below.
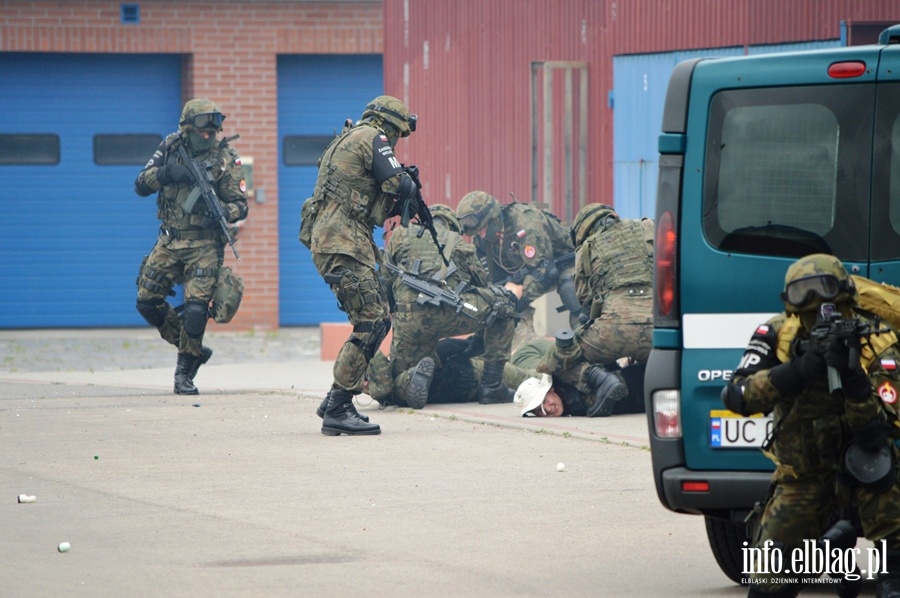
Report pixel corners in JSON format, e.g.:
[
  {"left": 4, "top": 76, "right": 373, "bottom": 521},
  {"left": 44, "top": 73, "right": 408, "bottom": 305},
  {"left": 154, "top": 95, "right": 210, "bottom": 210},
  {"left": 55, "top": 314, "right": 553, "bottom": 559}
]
[
  {"left": 379, "top": 134, "right": 388, "bottom": 142},
  {"left": 235, "top": 157, "right": 242, "bottom": 166},
  {"left": 755, "top": 325, "right": 770, "bottom": 335},
  {"left": 516, "top": 229, "right": 527, "bottom": 238},
  {"left": 882, "top": 359, "right": 897, "bottom": 371},
  {"left": 879, "top": 381, "right": 897, "bottom": 405}
]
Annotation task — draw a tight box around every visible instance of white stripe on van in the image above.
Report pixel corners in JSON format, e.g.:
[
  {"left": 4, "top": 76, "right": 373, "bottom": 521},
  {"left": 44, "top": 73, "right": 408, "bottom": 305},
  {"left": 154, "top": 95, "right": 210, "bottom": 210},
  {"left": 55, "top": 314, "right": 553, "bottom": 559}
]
[{"left": 682, "top": 313, "right": 778, "bottom": 349}]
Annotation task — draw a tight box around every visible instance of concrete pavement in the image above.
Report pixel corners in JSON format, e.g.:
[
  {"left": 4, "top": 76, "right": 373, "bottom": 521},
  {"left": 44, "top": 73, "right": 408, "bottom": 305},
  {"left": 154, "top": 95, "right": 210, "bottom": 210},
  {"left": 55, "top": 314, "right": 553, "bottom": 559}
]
[
  {"left": 2, "top": 327, "right": 734, "bottom": 598},
  {"left": 0, "top": 327, "right": 650, "bottom": 447}
]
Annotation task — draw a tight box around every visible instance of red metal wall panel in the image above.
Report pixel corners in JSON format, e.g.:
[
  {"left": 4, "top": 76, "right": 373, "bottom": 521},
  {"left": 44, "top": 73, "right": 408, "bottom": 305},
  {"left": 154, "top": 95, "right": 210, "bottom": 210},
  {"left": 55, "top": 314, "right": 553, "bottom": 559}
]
[{"left": 384, "top": 0, "right": 900, "bottom": 220}]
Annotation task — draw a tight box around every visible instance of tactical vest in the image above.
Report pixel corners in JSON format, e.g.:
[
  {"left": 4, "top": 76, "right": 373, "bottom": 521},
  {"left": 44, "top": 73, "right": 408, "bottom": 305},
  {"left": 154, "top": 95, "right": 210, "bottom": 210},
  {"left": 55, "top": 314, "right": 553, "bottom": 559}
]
[
  {"left": 158, "top": 133, "right": 230, "bottom": 232},
  {"left": 390, "top": 223, "right": 464, "bottom": 303},
  {"left": 581, "top": 219, "right": 653, "bottom": 294},
  {"left": 311, "top": 124, "right": 381, "bottom": 227}
]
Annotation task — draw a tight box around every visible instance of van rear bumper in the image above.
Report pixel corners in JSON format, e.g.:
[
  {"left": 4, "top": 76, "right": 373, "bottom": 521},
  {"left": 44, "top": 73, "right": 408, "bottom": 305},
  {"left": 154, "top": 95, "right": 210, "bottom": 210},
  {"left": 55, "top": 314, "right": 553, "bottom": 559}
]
[{"left": 660, "top": 467, "right": 772, "bottom": 515}]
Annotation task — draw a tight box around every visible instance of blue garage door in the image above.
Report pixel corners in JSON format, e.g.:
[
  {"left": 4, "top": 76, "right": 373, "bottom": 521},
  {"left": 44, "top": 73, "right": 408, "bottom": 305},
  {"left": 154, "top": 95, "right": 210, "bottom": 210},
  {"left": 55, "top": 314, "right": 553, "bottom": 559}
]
[
  {"left": 278, "top": 54, "right": 383, "bottom": 326},
  {"left": 0, "top": 53, "right": 181, "bottom": 328},
  {"left": 611, "top": 41, "right": 839, "bottom": 220}
]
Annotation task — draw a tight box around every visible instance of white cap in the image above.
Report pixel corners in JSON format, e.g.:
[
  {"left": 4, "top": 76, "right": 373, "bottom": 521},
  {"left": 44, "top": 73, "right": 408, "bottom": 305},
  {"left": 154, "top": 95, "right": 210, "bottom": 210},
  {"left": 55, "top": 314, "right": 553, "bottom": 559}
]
[{"left": 514, "top": 374, "right": 553, "bottom": 416}]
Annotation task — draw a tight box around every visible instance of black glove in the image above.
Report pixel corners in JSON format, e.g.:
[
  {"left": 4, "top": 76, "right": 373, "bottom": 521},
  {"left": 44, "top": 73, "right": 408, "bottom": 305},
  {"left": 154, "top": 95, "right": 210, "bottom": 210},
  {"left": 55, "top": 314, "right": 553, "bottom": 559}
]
[
  {"left": 824, "top": 336, "right": 871, "bottom": 400},
  {"left": 825, "top": 337, "right": 861, "bottom": 376},
  {"left": 769, "top": 342, "right": 827, "bottom": 394},
  {"left": 156, "top": 163, "right": 194, "bottom": 186},
  {"left": 850, "top": 418, "right": 891, "bottom": 452}
]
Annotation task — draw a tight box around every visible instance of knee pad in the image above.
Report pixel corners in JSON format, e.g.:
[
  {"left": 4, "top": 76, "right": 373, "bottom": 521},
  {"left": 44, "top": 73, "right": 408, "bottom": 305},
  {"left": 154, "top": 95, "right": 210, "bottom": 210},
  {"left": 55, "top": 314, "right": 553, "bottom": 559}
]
[
  {"left": 353, "top": 318, "right": 391, "bottom": 361},
  {"left": 182, "top": 300, "right": 209, "bottom": 339},
  {"left": 136, "top": 299, "right": 167, "bottom": 328}
]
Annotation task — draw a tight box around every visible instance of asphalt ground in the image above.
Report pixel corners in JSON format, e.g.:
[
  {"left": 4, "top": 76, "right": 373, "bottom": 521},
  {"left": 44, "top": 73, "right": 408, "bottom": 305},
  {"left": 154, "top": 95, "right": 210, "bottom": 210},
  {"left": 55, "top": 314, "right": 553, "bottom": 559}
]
[{"left": 0, "top": 327, "right": 848, "bottom": 597}]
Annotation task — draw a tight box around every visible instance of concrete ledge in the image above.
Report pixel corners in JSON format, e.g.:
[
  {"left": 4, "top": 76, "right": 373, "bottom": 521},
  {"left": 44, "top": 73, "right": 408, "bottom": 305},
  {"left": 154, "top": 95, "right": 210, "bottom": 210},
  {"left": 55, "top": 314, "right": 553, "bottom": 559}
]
[{"left": 319, "top": 322, "right": 392, "bottom": 361}]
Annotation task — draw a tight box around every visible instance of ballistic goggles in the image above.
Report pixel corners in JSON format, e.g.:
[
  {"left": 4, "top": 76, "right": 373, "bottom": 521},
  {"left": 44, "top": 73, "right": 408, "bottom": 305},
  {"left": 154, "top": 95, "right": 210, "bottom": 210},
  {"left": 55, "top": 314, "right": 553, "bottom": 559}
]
[
  {"left": 366, "top": 103, "right": 417, "bottom": 134},
  {"left": 781, "top": 274, "right": 851, "bottom": 307},
  {"left": 459, "top": 214, "right": 482, "bottom": 236},
  {"left": 183, "top": 112, "right": 225, "bottom": 130}
]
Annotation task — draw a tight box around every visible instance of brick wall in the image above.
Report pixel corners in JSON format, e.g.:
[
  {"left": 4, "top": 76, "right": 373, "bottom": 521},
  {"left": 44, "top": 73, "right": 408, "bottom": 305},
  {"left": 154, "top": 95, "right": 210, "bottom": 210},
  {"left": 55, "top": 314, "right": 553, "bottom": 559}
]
[{"left": 0, "top": 0, "right": 383, "bottom": 331}]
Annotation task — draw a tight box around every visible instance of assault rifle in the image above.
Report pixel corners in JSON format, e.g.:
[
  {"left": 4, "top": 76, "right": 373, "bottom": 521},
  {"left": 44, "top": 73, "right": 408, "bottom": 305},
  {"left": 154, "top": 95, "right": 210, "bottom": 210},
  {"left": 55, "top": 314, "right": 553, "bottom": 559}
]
[
  {"left": 401, "top": 165, "right": 449, "bottom": 266},
  {"left": 382, "top": 260, "right": 478, "bottom": 315},
  {"left": 174, "top": 139, "right": 241, "bottom": 259},
  {"left": 803, "top": 303, "right": 890, "bottom": 396},
  {"left": 487, "top": 251, "right": 575, "bottom": 287}
]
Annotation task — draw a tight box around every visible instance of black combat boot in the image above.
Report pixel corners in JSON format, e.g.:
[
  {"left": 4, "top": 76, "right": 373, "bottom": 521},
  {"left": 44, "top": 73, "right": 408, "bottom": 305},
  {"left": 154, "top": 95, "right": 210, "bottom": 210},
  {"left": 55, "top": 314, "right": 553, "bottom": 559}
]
[
  {"left": 478, "top": 361, "right": 514, "bottom": 404},
  {"left": 876, "top": 550, "right": 900, "bottom": 598},
  {"left": 584, "top": 365, "right": 628, "bottom": 417},
  {"left": 174, "top": 352, "right": 199, "bottom": 395},
  {"left": 316, "top": 395, "right": 369, "bottom": 422},
  {"left": 187, "top": 346, "right": 213, "bottom": 381},
  {"left": 321, "top": 389, "right": 381, "bottom": 436},
  {"left": 400, "top": 357, "right": 434, "bottom": 409}
]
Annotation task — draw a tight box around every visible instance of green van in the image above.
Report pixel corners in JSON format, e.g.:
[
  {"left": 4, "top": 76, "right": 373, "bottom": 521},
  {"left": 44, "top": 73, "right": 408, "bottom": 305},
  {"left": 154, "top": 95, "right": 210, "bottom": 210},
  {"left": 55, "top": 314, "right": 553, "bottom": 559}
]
[{"left": 645, "top": 25, "right": 900, "bottom": 583}]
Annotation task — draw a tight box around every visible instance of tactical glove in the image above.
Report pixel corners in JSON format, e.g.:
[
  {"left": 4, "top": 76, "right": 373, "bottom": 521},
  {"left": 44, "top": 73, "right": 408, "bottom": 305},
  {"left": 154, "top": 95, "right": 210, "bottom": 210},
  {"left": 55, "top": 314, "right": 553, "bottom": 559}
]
[
  {"left": 769, "top": 342, "right": 827, "bottom": 395},
  {"left": 850, "top": 418, "right": 891, "bottom": 452},
  {"left": 824, "top": 337, "right": 861, "bottom": 375},
  {"left": 156, "top": 163, "right": 194, "bottom": 186}
]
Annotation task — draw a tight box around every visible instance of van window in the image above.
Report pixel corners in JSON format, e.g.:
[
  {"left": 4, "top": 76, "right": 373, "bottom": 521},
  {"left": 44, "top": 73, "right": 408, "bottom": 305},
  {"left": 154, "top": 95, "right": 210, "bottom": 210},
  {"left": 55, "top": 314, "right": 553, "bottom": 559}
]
[
  {"left": 870, "top": 82, "right": 900, "bottom": 261},
  {"left": 702, "top": 85, "right": 874, "bottom": 260}
]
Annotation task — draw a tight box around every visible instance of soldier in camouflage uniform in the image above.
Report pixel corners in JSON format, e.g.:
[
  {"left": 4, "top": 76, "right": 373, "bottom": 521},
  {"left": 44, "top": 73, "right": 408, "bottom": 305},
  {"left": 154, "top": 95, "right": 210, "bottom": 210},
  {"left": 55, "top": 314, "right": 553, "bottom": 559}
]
[
  {"left": 721, "top": 254, "right": 900, "bottom": 598},
  {"left": 381, "top": 203, "right": 521, "bottom": 408},
  {"left": 530, "top": 203, "right": 654, "bottom": 415},
  {"left": 134, "top": 99, "right": 248, "bottom": 395},
  {"left": 455, "top": 191, "right": 580, "bottom": 348},
  {"left": 301, "top": 95, "right": 421, "bottom": 436}
]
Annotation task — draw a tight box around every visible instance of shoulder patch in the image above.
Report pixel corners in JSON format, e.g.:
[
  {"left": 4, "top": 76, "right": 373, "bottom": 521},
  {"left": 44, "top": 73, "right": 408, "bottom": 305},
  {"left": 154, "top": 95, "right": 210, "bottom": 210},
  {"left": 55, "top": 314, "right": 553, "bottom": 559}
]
[
  {"left": 523, "top": 244, "right": 536, "bottom": 259},
  {"left": 371, "top": 133, "right": 403, "bottom": 184},
  {"left": 879, "top": 381, "right": 897, "bottom": 405}
]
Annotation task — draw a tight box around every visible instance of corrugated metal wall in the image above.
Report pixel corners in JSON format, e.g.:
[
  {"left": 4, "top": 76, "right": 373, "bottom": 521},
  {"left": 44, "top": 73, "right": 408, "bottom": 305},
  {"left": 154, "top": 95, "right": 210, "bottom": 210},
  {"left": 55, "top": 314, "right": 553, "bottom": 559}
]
[{"left": 383, "top": 0, "right": 899, "bottom": 220}]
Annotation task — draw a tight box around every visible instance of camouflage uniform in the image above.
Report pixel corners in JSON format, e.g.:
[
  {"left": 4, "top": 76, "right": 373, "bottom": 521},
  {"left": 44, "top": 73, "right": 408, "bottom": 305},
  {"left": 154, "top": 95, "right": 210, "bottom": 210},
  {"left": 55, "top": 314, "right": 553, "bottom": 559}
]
[
  {"left": 302, "top": 95, "right": 420, "bottom": 435},
  {"left": 456, "top": 192, "right": 576, "bottom": 348},
  {"left": 383, "top": 204, "right": 518, "bottom": 408},
  {"left": 570, "top": 204, "right": 654, "bottom": 364},
  {"left": 134, "top": 99, "right": 248, "bottom": 395},
  {"left": 722, "top": 254, "right": 900, "bottom": 597}
]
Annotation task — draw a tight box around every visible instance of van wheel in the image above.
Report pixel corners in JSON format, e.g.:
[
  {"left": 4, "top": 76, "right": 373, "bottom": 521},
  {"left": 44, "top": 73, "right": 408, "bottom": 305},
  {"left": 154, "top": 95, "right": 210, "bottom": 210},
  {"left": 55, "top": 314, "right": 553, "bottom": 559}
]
[{"left": 704, "top": 516, "right": 747, "bottom": 585}]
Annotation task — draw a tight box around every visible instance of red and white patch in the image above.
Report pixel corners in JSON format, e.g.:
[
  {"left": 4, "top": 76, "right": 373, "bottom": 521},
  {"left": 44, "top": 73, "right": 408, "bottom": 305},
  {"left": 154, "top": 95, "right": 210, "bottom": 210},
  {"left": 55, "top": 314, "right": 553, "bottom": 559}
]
[
  {"left": 882, "top": 359, "right": 897, "bottom": 371},
  {"left": 235, "top": 157, "right": 242, "bottom": 166},
  {"left": 239, "top": 179, "right": 247, "bottom": 193},
  {"left": 516, "top": 229, "right": 527, "bottom": 239},
  {"left": 379, "top": 134, "right": 388, "bottom": 142},
  {"left": 523, "top": 244, "right": 536, "bottom": 259},
  {"left": 755, "top": 325, "right": 770, "bottom": 335},
  {"left": 878, "top": 381, "right": 898, "bottom": 404}
]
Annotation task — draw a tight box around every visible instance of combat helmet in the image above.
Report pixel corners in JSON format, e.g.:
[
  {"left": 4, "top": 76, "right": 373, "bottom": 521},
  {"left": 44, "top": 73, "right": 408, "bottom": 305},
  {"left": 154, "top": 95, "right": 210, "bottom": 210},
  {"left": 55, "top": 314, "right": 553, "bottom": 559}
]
[
  {"left": 571, "top": 203, "right": 618, "bottom": 247},
  {"left": 430, "top": 204, "right": 460, "bottom": 233},
  {"left": 456, "top": 191, "right": 501, "bottom": 236},
  {"left": 780, "top": 253, "right": 856, "bottom": 313},
  {"left": 179, "top": 98, "right": 225, "bottom": 133},
  {"left": 362, "top": 95, "right": 416, "bottom": 138}
]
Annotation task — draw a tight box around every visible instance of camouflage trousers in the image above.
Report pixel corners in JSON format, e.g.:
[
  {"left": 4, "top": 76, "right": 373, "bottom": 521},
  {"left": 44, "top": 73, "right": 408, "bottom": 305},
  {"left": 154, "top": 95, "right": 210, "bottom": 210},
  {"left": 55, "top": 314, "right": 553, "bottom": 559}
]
[
  {"left": 136, "top": 236, "right": 220, "bottom": 357},
  {"left": 750, "top": 468, "right": 900, "bottom": 593},
  {"left": 576, "top": 294, "right": 652, "bottom": 364},
  {"left": 390, "top": 288, "right": 515, "bottom": 399},
  {"left": 312, "top": 252, "right": 391, "bottom": 394}
]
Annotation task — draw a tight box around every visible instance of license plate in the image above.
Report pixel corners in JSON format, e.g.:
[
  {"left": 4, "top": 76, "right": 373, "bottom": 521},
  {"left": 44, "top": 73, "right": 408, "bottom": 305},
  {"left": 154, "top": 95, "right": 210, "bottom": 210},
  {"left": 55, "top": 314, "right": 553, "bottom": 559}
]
[{"left": 710, "top": 410, "right": 773, "bottom": 448}]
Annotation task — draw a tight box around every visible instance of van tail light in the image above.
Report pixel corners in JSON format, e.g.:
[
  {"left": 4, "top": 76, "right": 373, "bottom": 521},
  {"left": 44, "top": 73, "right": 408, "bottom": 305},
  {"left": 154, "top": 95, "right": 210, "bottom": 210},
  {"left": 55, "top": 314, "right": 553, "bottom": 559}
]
[
  {"left": 655, "top": 210, "right": 676, "bottom": 317},
  {"left": 652, "top": 390, "right": 682, "bottom": 438}
]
